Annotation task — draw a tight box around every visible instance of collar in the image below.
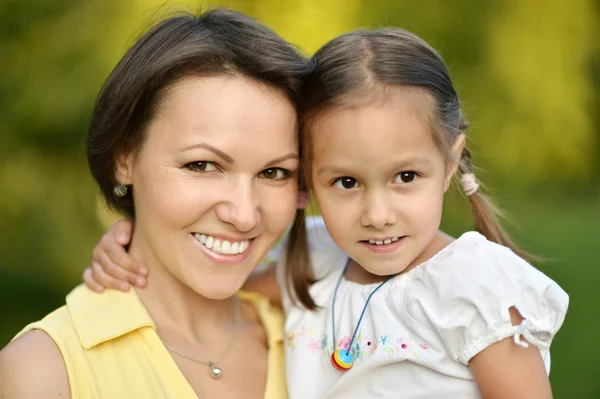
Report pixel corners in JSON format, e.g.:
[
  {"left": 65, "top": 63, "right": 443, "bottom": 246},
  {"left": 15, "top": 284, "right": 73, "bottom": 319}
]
[
  {"left": 237, "top": 290, "right": 284, "bottom": 346},
  {"left": 66, "top": 284, "right": 155, "bottom": 350},
  {"left": 66, "top": 285, "right": 283, "bottom": 350}
]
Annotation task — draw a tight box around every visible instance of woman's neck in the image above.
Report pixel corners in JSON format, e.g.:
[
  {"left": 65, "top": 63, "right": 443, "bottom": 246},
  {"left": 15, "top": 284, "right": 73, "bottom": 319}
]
[{"left": 127, "top": 230, "right": 237, "bottom": 343}]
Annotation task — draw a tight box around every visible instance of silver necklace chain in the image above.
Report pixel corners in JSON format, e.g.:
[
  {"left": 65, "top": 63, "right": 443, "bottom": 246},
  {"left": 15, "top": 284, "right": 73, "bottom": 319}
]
[{"left": 162, "top": 297, "right": 240, "bottom": 377}]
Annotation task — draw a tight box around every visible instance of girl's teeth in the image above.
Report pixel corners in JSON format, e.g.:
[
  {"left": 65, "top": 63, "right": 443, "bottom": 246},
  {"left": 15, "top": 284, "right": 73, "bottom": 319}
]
[
  {"left": 194, "top": 233, "right": 251, "bottom": 255},
  {"left": 367, "top": 238, "right": 400, "bottom": 246}
]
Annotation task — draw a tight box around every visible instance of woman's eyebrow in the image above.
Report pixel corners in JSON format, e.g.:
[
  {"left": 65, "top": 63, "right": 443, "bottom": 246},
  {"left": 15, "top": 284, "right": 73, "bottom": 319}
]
[
  {"left": 263, "top": 153, "right": 299, "bottom": 168},
  {"left": 179, "top": 143, "right": 234, "bottom": 164}
]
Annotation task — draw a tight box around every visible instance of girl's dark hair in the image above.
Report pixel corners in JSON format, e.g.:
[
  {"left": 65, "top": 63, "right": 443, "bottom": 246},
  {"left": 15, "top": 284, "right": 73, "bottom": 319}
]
[
  {"left": 286, "top": 28, "right": 535, "bottom": 310},
  {"left": 86, "top": 8, "right": 311, "bottom": 217}
]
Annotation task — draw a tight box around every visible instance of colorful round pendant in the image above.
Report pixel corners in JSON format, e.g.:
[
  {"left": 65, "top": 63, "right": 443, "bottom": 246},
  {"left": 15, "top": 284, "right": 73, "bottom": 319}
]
[{"left": 331, "top": 348, "right": 354, "bottom": 371}]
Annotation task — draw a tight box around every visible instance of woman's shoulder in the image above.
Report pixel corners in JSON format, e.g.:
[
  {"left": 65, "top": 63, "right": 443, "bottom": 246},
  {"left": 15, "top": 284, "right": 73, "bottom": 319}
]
[{"left": 0, "top": 329, "right": 70, "bottom": 398}]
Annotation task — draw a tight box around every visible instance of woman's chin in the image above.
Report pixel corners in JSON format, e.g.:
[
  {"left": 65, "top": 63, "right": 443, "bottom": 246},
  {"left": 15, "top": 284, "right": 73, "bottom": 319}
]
[{"left": 187, "top": 276, "right": 247, "bottom": 301}]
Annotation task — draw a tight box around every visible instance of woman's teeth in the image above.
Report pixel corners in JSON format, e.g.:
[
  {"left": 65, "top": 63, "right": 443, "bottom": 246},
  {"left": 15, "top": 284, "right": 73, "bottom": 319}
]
[
  {"left": 194, "top": 233, "right": 250, "bottom": 255},
  {"left": 368, "top": 237, "right": 400, "bottom": 246}
]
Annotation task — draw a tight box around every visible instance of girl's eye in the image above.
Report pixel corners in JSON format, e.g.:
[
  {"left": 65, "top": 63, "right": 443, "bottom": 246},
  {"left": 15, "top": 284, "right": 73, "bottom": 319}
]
[
  {"left": 333, "top": 177, "right": 359, "bottom": 190},
  {"left": 185, "top": 161, "right": 218, "bottom": 173},
  {"left": 259, "top": 168, "right": 290, "bottom": 180},
  {"left": 394, "top": 171, "right": 417, "bottom": 184}
]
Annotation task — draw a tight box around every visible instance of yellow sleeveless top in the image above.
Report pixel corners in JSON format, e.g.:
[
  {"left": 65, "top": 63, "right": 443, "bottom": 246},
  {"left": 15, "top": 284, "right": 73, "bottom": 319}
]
[{"left": 13, "top": 285, "right": 287, "bottom": 399}]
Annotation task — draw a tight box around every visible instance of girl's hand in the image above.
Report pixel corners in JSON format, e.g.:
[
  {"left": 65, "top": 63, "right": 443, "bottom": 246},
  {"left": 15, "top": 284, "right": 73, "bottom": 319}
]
[
  {"left": 82, "top": 219, "right": 147, "bottom": 292},
  {"left": 470, "top": 308, "right": 553, "bottom": 399}
]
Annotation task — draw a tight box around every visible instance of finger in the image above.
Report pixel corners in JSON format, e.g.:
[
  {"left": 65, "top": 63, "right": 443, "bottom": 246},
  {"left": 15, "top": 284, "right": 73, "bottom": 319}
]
[
  {"left": 113, "top": 219, "right": 134, "bottom": 246},
  {"left": 101, "top": 225, "right": 148, "bottom": 276},
  {"left": 101, "top": 232, "right": 147, "bottom": 277},
  {"left": 91, "top": 261, "right": 131, "bottom": 292},
  {"left": 83, "top": 267, "right": 105, "bottom": 293},
  {"left": 97, "top": 251, "right": 145, "bottom": 288}
]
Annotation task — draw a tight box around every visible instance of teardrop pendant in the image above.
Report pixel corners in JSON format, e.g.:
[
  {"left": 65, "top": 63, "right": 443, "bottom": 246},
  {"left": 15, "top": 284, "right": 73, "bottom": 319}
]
[{"left": 208, "top": 361, "right": 222, "bottom": 379}]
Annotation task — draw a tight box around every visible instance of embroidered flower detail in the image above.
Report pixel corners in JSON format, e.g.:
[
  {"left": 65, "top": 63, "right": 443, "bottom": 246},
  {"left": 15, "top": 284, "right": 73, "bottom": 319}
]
[
  {"left": 383, "top": 347, "right": 394, "bottom": 358},
  {"left": 352, "top": 342, "right": 361, "bottom": 361},
  {"left": 338, "top": 336, "right": 352, "bottom": 350},
  {"left": 286, "top": 331, "right": 296, "bottom": 349},
  {"left": 362, "top": 336, "right": 376, "bottom": 356},
  {"left": 321, "top": 335, "right": 328, "bottom": 350},
  {"left": 380, "top": 335, "right": 389, "bottom": 345},
  {"left": 307, "top": 338, "right": 320, "bottom": 353},
  {"left": 420, "top": 343, "right": 429, "bottom": 350},
  {"left": 396, "top": 338, "right": 413, "bottom": 353}
]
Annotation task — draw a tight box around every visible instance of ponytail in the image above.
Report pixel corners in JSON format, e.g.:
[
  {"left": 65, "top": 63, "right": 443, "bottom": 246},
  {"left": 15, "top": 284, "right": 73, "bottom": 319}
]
[
  {"left": 459, "top": 147, "right": 539, "bottom": 262},
  {"left": 284, "top": 208, "right": 318, "bottom": 310}
]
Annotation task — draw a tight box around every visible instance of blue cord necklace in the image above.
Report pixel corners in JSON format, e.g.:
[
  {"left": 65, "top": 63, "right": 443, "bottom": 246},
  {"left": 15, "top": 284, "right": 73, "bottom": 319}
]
[{"left": 330, "top": 258, "right": 394, "bottom": 371}]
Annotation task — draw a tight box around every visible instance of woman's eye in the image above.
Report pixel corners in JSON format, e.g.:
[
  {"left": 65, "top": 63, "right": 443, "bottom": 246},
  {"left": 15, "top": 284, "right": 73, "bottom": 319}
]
[
  {"left": 259, "top": 168, "right": 290, "bottom": 180},
  {"left": 394, "top": 171, "right": 417, "bottom": 184},
  {"left": 333, "top": 177, "right": 359, "bottom": 190},
  {"left": 185, "top": 161, "right": 218, "bottom": 173}
]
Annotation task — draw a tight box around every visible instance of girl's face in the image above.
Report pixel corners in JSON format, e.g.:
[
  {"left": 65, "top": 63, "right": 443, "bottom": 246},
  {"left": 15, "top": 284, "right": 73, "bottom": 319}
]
[
  {"left": 310, "top": 87, "right": 463, "bottom": 278},
  {"left": 117, "top": 75, "right": 299, "bottom": 299}
]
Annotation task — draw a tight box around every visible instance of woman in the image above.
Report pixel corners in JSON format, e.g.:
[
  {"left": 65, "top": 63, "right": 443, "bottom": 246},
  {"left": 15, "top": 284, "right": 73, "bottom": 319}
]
[{"left": 0, "top": 8, "right": 311, "bottom": 399}]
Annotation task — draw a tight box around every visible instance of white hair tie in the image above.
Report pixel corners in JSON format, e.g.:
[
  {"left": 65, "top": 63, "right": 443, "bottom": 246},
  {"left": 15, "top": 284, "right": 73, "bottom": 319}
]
[{"left": 461, "top": 173, "right": 479, "bottom": 196}]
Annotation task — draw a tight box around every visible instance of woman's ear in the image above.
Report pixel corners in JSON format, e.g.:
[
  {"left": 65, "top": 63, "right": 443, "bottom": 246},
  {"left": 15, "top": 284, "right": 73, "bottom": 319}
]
[
  {"left": 444, "top": 134, "right": 466, "bottom": 192},
  {"left": 114, "top": 152, "right": 134, "bottom": 186}
]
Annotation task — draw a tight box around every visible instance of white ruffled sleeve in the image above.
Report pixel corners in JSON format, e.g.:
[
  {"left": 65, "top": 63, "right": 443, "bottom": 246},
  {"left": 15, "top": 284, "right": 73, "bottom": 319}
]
[{"left": 403, "top": 233, "right": 569, "bottom": 369}]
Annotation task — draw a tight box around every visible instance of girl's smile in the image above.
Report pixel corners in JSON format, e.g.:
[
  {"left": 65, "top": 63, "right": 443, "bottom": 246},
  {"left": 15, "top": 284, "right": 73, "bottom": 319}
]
[{"left": 359, "top": 235, "right": 407, "bottom": 254}]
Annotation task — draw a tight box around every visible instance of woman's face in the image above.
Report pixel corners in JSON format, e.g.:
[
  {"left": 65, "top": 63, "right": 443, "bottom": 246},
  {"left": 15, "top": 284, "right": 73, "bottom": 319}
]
[{"left": 118, "top": 75, "right": 299, "bottom": 299}]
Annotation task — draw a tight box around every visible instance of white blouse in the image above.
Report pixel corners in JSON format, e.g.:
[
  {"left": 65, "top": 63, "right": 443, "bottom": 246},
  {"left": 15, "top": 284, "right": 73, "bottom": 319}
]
[{"left": 267, "top": 216, "right": 569, "bottom": 399}]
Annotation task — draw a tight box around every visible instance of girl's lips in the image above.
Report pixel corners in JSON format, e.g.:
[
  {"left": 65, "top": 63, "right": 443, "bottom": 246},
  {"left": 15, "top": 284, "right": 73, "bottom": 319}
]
[{"left": 360, "top": 236, "right": 406, "bottom": 254}]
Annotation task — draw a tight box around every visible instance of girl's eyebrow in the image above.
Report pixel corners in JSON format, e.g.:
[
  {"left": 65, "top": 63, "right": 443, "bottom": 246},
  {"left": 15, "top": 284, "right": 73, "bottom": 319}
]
[
  {"left": 390, "top": 157, "right": 433, "bottom": 168},
  {"left": 316, "top": 165, "right": 350, "bottom": 176},
  {"left": 317, "top": 157, "right": 434, "bottom": 177}
]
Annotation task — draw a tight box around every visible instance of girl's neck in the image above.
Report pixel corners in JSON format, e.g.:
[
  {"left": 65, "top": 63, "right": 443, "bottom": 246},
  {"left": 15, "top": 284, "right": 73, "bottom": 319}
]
[{"left": 127, "top": 230, "right": 236, "bottom": 343}]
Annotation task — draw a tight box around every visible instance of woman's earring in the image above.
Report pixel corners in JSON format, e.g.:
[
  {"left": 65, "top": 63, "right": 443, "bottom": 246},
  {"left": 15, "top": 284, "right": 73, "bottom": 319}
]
[{"left": 114, "top": 184, "right": 128, "bottom": 197}]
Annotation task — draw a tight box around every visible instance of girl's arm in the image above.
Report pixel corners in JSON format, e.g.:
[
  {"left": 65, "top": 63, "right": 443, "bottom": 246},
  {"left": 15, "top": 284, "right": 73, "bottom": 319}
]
[
  {"left": 83, "top": 219, "right": 148, "bottom": 292},
  {"left": 470, "top": 307, "right": 553, "bottom": 399},
  {"left": 0, "top": 331, "right": 71, "bottom": 398}
]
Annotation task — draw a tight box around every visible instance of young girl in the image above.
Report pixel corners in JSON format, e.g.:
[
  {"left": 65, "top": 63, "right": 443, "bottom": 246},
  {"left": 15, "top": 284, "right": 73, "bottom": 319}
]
[{"left": 85, "top": 28, "right": 568, "bottom": 398}]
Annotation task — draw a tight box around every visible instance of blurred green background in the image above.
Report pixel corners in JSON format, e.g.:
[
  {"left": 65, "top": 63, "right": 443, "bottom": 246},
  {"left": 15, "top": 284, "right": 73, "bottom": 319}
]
[{"left": 1, "top": 0, "right": 598, "bottom": 397}]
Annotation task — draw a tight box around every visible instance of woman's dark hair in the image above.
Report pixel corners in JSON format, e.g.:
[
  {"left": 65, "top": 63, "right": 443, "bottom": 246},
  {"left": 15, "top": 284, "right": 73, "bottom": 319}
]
[
  {"left": 285, "top": 28, "right": 536, "bottom": 310},
  {"left": 86, "top": 8, "right": 312, "bottom": 217}
]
